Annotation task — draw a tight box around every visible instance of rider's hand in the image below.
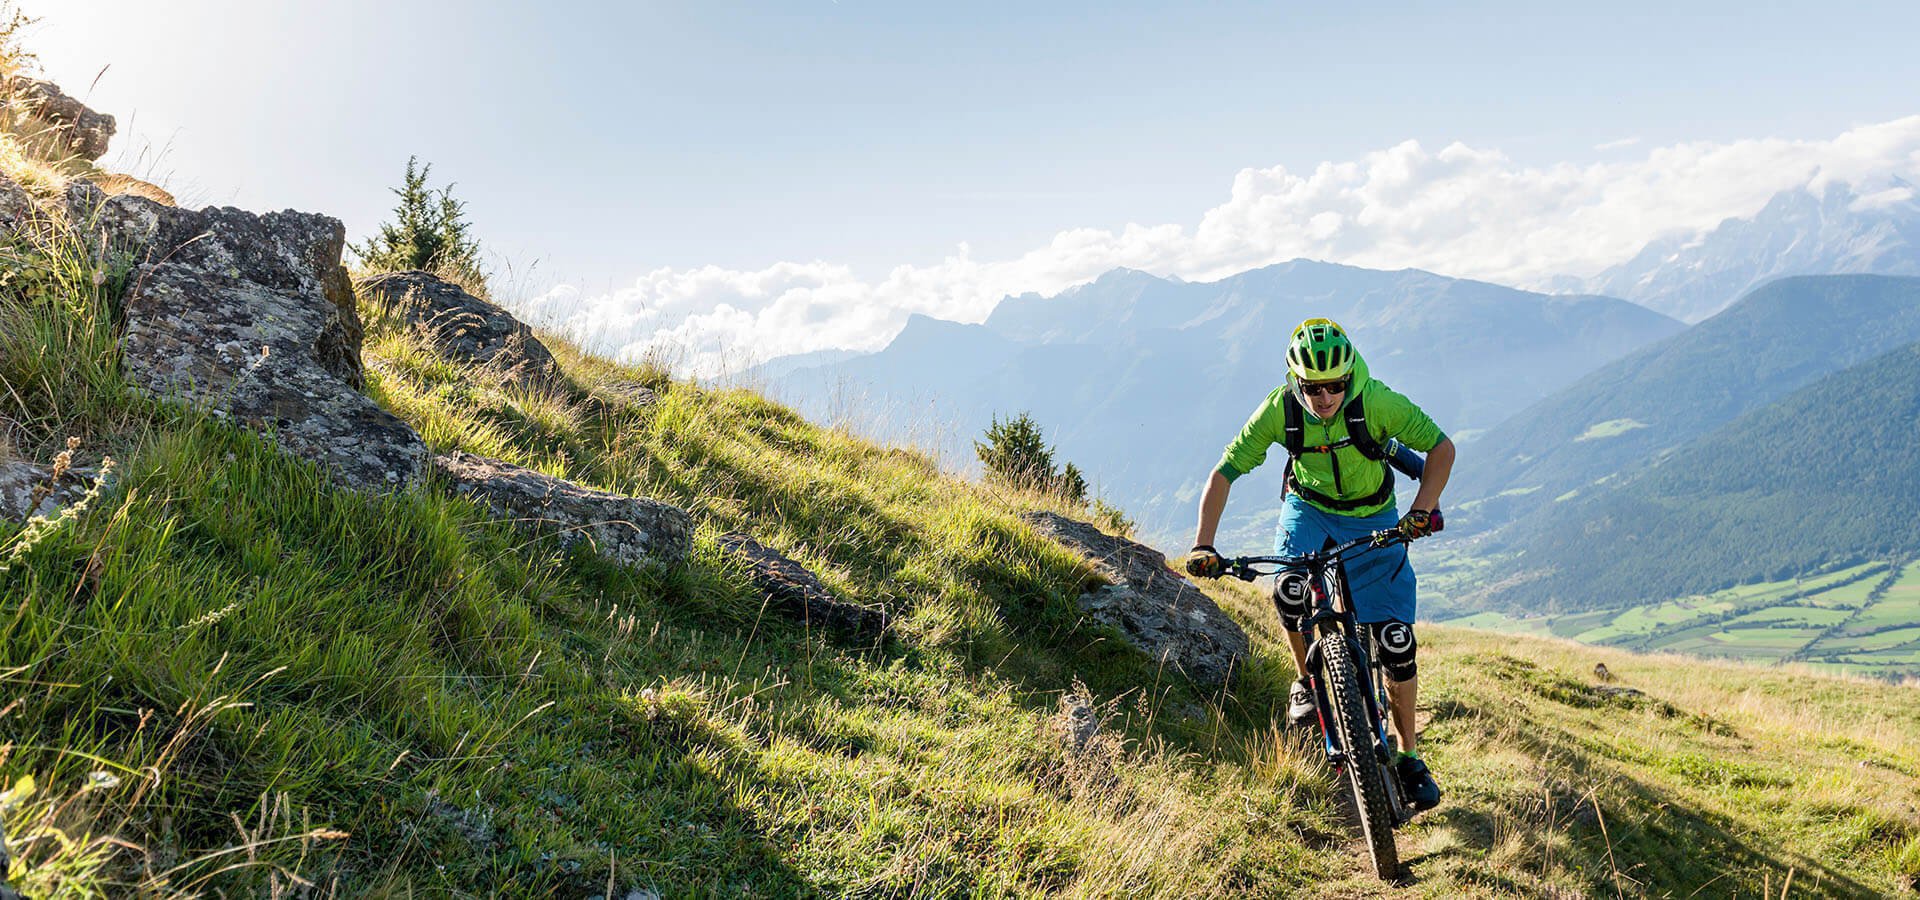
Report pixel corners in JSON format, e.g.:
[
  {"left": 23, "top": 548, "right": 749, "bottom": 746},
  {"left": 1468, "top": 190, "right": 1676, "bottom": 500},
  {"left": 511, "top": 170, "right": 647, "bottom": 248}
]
[
  {"left": 1185, "top": 545, "right": 1225, "bottom": 578},
  {"left": 1398, "top": 508, "right": 1443, "bottom": 540}
]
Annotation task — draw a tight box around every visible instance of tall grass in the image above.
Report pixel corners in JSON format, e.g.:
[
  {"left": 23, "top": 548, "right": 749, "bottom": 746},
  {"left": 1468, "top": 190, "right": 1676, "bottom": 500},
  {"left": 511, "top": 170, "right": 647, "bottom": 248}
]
[{"left": 0, "top": 202, "right": 138, "bottom": 461}]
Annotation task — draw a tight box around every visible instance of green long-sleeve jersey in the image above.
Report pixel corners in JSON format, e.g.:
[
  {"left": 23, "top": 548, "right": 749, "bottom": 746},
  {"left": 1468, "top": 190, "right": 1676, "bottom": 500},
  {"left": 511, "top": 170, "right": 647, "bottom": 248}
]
[{"left": 1215, "top": 355, "right": 1446, "bottom": 517}]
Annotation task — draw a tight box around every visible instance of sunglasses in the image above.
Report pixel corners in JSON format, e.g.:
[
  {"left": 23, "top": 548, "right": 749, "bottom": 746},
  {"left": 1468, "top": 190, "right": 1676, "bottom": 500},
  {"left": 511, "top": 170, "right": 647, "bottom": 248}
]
[{"left": 1300, "top": 379, "right": 1349, "bottom": 398}]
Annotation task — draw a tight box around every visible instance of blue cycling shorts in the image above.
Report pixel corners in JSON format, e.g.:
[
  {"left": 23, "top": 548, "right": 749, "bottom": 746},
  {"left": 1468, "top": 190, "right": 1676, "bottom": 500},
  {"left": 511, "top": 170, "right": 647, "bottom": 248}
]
[{"left": 1274, "top": 493, "right": 1416, "bottom": 624}]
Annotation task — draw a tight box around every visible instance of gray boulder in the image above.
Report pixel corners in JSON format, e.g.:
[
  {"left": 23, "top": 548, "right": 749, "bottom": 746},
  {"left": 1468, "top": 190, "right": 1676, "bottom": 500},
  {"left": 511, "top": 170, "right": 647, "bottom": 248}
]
[
  {"left": 3, "top": 76, "right": 116, "bottom": 161},
  {"left": 0, "top": 174, "right": 33, "bottom": 230},
  {"left": 357, "top": 271, "right": 564, "bottom": 392},
  {"left": 435, "top": 451, "right": 691, "bottom": 567},
  {"left": 74, "top": 182, "right": 431, "bottom": 490},
  {"left": 0, "top": 460, "right": 98, "bottom": 522},
  {"left": 717, "top": 532, "right": 889, "bottom": 640},
  {"left": 1020, "top": 511, "right": 1248, "bottom": 688},
  {"left": 1053, "top": 686, "right": 1103, "bottom": 756},
  {"left": 585, "top": 379, "right": 659, "bottom": 418}
]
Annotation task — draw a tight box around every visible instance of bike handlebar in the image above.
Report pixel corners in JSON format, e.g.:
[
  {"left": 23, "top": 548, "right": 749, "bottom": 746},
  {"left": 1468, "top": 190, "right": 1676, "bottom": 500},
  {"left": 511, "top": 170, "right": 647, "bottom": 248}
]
[{"left": 1224, "top": 528, "right": 1408, "bottom": 581}]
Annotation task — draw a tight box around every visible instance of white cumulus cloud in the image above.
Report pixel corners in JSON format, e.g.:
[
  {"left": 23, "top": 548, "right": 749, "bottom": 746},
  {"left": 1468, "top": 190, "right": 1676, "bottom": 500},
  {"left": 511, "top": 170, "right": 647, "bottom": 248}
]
[{"left": 515, "top": 115, "right": 1920, "bottom": 377}]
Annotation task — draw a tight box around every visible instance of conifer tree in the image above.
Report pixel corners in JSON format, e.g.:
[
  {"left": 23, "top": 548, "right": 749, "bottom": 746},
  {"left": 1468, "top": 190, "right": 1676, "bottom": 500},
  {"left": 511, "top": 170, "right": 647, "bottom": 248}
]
[
  {"left": 1057, "top": 462, "right": 1089, "bottom": 504},
  {"left": 976, "top": 413, "right": 1094, "bottom": 504},
  {"left": 975, "top": 413, "right": 1055, "bottom": 492},
  {"left": 352, "top": 156, "right": 486, "bottom": 291}
]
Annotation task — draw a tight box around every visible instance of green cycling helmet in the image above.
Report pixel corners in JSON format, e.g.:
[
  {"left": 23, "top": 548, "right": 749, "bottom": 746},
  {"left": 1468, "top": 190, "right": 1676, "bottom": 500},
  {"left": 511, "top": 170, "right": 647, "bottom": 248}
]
[{"left": 1286, "top": 317, "right": 1356, "bottom": 383}]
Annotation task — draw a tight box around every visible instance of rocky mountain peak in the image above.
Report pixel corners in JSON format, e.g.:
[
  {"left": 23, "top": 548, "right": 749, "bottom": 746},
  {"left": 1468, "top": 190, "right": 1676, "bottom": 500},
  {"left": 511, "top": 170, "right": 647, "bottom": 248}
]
[{"left": 1579, "top": 180, "right": 1920, "bottom": 322}]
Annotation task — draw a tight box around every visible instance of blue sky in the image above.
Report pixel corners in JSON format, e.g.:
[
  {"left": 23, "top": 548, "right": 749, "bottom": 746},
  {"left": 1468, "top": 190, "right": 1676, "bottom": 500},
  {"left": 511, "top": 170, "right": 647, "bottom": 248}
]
[{"left": 28, "top": 1, "right": 1920, "bottom": 370}]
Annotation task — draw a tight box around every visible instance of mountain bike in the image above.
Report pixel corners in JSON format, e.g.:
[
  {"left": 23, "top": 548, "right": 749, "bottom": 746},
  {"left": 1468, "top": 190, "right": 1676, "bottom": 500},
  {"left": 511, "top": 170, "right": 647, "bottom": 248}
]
[{"left": 1225, "top": 527, "right": 1418, "bottom": 881}]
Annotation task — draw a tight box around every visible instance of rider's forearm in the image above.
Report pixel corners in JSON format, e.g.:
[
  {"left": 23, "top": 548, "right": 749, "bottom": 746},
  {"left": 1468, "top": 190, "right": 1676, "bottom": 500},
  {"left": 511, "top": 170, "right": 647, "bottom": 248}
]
[
  {"left": 1411, "top": 438, "right": 1455, "bottom": 511},
  {"left": 1194, "top": 470, "right": 1232, "bottom": 546}
]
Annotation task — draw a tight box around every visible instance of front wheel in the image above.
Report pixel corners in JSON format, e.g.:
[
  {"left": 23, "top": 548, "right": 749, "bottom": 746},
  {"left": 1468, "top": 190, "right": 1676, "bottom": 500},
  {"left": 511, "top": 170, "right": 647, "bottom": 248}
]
[{"left": 1322, "top": 632, "right": 1400, "bottom": 881}]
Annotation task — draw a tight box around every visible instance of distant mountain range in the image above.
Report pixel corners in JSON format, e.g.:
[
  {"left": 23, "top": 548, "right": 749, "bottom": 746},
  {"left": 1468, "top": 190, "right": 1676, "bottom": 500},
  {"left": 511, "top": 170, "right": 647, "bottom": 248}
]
[
  {"left": 1460, "top": 331, "right": 1920, "bottom": 613},
  {"left": 762, "top": 261, "right": 1680, "bottom": 550},
  {"left": 1562, "top": 181, "right": 1920, "bottom": 323},
  {"left": 1449, "top": 274, "right": 1920, "bottom": 533}
]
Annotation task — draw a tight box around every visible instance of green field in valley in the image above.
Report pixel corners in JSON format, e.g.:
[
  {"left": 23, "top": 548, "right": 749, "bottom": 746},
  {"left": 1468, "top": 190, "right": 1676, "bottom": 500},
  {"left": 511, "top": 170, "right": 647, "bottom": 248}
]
[{"left": 1445, "top": 560, "right": 1920, "bottom": 678}]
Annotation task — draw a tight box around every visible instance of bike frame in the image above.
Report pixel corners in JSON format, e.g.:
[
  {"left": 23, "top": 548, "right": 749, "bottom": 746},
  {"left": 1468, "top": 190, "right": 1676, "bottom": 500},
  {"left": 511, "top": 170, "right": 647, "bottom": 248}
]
[{"left": 1230, "top": 530, "right": 1413, "bottom": 826}]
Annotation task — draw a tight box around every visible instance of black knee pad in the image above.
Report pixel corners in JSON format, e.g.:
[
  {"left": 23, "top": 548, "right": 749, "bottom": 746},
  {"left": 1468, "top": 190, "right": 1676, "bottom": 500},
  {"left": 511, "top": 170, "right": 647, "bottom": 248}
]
[
  {"left": 1369, "top": 620, "right": 1418, "bottom": 682},
  {"left": 1273, "top": 571, "right": 1312, "bottom": 633}
]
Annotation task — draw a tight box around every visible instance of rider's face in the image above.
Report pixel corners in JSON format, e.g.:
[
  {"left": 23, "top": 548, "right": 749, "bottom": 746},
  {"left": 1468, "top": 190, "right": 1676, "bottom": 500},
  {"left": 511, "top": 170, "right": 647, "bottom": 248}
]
[{"left": 1302, "top": 379, "right": 1346, "bottom": 418}]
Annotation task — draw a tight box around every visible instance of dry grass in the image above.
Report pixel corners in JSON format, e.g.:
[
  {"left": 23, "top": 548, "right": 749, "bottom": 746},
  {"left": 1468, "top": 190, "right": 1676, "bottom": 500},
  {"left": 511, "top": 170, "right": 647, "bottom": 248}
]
[{"left": 0, "top": 127, "right": 69, "bottom": 197}]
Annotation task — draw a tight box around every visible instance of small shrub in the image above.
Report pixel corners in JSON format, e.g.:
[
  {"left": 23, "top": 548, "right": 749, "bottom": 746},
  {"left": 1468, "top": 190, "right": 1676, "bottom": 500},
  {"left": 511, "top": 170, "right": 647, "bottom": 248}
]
[
  {"left": 350, "top": 156, "right": 487, "bottom": 293},
  {"left": 1091, "top": 497, "right": 1136, "bottom": 539},
  {"left": 1058, "top": 461, "right": 1088, "bottom": 505},
  {"left": 975, "top": 412, "right": 1055, "bottom": 492}
]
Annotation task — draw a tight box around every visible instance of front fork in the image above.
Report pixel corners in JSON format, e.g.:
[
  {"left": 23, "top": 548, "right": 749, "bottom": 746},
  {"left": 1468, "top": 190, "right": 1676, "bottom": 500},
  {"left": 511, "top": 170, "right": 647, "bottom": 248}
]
[
  {"left": 1298, "top": 597, "right": 1397, "bottom": 767},
  {"left": 1304, "top": 629, "right": 1413, "bottom": 826},
  {"left": 1302, "top": 628, "right": 1389, "bottom": 765},
  {"left": 1282, "top": 568, "right": 1414, "bottom": 827}
]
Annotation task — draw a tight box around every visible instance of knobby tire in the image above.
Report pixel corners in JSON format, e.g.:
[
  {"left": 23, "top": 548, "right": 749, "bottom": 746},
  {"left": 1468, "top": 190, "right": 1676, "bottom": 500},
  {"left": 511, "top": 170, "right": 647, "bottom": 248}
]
[{"left": 1323, "top": 632, "right": 1400, "bottom": 881}]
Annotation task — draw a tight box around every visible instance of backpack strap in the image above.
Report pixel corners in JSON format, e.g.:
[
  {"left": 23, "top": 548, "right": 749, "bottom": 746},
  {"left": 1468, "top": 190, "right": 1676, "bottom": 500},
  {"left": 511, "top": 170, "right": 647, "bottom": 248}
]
[
  {"left": 1281, "top": 389, "right": 1306, "bottom": 458},
  {"left": 1344, "top": 392, "right": 1387, "bottom": 461}
]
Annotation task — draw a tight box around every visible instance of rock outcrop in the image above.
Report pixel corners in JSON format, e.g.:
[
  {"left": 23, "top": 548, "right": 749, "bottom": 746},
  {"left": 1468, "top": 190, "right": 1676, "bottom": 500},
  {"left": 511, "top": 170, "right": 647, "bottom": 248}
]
[
  {"left": 3, "top": 76, "right": 116, "bottom": 161},
  {"left": 0, "top": 460, "right": 97, "bottom": 523},
  {"left": 1020, "top": 511, "right": 1248, "bottom": 688},
  {"left": 0, "top": 174, "right": 33, "bottom": 230},
  {"left": 6, "top": 79, "right": 696, "bottom": 581},
  {"left": 717, "top": 532, "right": 890, "bottom": 640},
  {"left": 1053, "top": 687, "right": 1103, "bottom": 756},
  {"left": 585, "top": 379, "right": 659, "bottom": 418},
  {"left": 74, "top": 182, "right": 431, "bottom": 490},
  {"left": 435, "top": 451, "right": 691, "bottom": 567},
  {"left": 357, "top": 271, "right": 564, "bottom": 392}
]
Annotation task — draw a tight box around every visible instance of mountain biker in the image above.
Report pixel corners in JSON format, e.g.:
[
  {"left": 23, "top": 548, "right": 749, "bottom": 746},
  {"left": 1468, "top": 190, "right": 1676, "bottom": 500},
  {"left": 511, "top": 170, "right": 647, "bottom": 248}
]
[{"left": 1184, "top": 317, "right": 1455, "bottom": 812}]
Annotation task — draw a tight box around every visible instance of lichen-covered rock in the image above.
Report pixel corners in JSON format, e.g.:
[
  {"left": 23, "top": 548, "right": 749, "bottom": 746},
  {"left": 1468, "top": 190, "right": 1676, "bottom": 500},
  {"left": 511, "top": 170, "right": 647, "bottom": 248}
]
[
  {"left": 584, "top": 379, "right": 659, "bottom": 418},
  {"left": 0, "top": 173, "right": 33, "bottom": 230},
  {"left": 3, "top": 76, "right": 116, "bottom": 161},
  {"left": 73, "top": 183, "right": 431, "bottom": 491},
  {"left": 0, "top": 460, "right": 96, "bottom": 522},
  {"left": 1020, "top": 510, "right": 1249, "bottom": 688},
  {"left": 435, "top": 451, "right": 691, "bottom": 567},
  {"left": 717, "top": 532, "right": 889, "bottom": 640},
  {"left": 357, "top": 271, "right": 564, "bottom": 392},
  {"left": 1053, "top": 687, "right": 1102, "bottom": 756}
]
